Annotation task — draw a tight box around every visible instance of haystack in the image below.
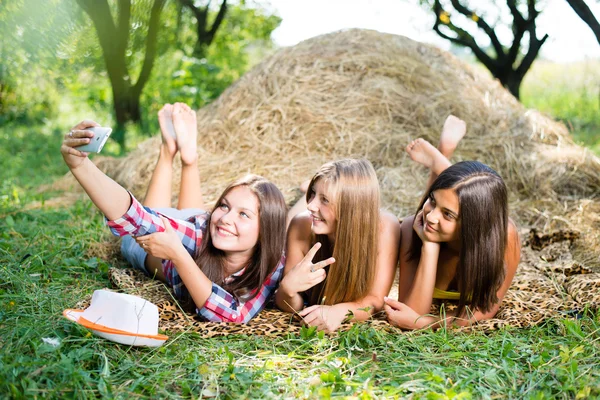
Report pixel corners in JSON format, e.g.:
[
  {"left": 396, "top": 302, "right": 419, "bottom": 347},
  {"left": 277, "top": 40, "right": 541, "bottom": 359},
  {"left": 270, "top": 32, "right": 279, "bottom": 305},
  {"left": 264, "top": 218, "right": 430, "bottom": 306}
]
[{"left": 54, "top": 29, "right": 600, "bottom": 266}]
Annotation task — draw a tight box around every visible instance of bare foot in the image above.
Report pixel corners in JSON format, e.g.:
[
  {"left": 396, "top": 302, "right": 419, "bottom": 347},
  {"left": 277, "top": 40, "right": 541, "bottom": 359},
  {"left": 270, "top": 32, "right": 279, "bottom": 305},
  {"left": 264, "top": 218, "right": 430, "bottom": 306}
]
[
  {"left": 158, "top": 104, "right": 177, "bottom": 158},
  {"left": 172, "top": 103, "right": 198, "bottom": 165},
  {"left": 300, "top": 180, "right": 310, "bottom": 193},
  {"left": 438, "top": 115, "right": 466, "bottom": 158},
  {"left": 406, "top": 138, "right": 439, "bottom": 170},
  {"left": 407, "top": 138, "right": 452, "bottom": 175}
]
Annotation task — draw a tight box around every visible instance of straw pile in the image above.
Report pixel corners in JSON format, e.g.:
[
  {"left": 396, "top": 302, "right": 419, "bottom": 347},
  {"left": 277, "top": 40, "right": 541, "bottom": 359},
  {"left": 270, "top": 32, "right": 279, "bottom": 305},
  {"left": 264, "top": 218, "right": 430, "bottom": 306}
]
[{"left": 53, "top": 29, "right": 600, "bottom": 267}]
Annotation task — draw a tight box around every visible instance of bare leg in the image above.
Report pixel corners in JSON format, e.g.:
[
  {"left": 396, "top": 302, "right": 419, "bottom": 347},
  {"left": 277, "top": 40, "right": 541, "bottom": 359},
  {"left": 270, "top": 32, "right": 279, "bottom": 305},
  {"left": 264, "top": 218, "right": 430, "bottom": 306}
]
[
  {"left": 173, "top": 103, "right": 204, "bottom": 210},
  {"left": 438, "top": 115, "right": 466, "bottom": 159},
  {"left": 286, "top": 179, "right": 310, "bottom": 228},
  {"left": 410, "top": 115, "right": 466, "bottom": 189},
  {"left": 406, "top": 139, "right": 452, "bottom": 189},
  {"left": 144, "top": 104, "right": 178, "bottom": 208}
]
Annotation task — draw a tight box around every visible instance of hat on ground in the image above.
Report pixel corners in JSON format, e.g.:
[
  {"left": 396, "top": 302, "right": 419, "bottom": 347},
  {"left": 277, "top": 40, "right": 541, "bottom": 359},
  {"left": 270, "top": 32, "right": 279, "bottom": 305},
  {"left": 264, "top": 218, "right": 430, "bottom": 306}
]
[{"left": 63, "top": 289, "right": 168, "bottom": 347}]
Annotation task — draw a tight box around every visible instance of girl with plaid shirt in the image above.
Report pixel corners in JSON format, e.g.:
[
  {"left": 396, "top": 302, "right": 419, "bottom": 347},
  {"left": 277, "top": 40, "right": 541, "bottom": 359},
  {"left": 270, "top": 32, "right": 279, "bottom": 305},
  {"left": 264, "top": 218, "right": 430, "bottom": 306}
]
[{"left": 61, "top": 104, "right": 286, "bottom": 323}]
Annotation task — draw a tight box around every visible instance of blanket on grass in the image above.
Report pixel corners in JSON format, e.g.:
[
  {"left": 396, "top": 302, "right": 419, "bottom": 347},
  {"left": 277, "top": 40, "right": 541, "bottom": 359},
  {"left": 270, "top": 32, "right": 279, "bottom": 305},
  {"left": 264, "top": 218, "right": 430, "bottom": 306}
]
[{"left": 76, "top": 230, "right": 600, "bottom": 337}]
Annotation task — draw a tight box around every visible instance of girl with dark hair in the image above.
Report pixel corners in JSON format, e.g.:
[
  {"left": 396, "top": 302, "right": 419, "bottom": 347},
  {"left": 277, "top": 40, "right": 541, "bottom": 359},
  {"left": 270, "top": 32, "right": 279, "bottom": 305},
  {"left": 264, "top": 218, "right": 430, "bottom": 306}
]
[
  {"left": 384, "top": 117, "right": 521, "bottom": 329},
  {"left": 276, "top": 159, "right": 401, "bottom": 333},
  {"left": 60, "top": 104, "right": 287, "bottom": 323}
]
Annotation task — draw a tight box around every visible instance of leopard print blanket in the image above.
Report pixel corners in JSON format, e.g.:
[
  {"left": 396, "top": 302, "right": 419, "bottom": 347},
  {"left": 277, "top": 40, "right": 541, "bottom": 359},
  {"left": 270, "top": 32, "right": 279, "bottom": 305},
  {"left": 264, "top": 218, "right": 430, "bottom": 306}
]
[{"left": 76, "top": 229, "right": 600, "bottom": 337}]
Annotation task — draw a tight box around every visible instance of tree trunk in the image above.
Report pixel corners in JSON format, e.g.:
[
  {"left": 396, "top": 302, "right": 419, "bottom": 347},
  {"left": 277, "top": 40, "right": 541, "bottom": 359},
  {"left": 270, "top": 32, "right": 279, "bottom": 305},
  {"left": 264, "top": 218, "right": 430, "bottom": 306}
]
[
  {"left": 75, "top": 0, "right": 165, "bottom": 152},
  {"left": 491, "top": 64, "right": 521, "bottom": 99},
  {"left": 112, "top": 86, "right": 142, "bottom": 151},
  {"left": 504, "top": 74, "right": 521, "bottom": 100}
]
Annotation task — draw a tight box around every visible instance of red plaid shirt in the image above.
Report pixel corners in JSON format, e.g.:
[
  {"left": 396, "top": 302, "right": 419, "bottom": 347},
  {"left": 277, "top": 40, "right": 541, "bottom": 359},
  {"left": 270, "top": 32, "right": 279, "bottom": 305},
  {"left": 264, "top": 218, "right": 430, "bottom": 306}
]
[{"left": 107, "top": 194, "right": 284, "bottom": 323}]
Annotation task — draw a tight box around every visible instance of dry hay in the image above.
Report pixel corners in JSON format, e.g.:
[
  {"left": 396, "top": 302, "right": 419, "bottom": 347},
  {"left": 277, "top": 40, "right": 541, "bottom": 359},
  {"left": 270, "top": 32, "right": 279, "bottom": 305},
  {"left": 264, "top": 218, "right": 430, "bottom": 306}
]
[{"left": 50, "top": 29, "right": 600, "bottom": 266}]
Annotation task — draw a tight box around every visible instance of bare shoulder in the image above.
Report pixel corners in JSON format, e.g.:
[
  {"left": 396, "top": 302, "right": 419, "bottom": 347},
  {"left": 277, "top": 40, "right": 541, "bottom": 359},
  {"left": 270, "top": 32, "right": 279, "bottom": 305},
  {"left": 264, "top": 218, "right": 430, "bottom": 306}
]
[
  {"left": 379, "top": 210, "right": 401, "bottom": 237},
  {"left": 286, "top": 211, "right": 313, "bottom": 257},
  {"left": 400, "top": 215, "right": 415, "bottom": 240},
  {"left": 507, "top": 218, "right": 519, "bottom": 239},
  {"left": 398, "top": 215, "right": 416, "bottom": 260},
  {"left": 505, "top": 218, "right": 521, "bottom": 273},
  {"left": 288, "top": 211, "right": 313, "bottom": 239}
]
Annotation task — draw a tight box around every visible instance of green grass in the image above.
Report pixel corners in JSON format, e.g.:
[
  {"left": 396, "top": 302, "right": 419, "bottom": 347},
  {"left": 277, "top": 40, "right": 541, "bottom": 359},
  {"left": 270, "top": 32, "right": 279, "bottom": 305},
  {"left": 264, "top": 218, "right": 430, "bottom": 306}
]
[
  {"left": 522, "top": 60, "right": 600, "bottom": 155},
  {"left": 2, "top": 115, "right": 600, "bottom": 398}
]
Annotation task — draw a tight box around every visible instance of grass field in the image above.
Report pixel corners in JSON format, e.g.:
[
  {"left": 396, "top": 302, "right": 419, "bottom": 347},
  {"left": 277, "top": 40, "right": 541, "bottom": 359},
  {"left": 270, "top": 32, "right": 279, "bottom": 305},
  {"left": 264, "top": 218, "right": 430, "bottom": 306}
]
[
  {"left": 521, "top": 59, "right": 600, "bottom": 155},
  {"left": 1, "top": 61, "right": 600, "bottom": 398}
]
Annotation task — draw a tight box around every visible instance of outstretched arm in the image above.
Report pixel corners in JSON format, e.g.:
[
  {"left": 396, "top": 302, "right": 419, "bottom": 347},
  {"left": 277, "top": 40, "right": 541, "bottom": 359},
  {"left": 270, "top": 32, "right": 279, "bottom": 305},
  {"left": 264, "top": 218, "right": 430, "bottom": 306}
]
[{"left": 61, "top": 121, "right": 132, "bottom": 220}]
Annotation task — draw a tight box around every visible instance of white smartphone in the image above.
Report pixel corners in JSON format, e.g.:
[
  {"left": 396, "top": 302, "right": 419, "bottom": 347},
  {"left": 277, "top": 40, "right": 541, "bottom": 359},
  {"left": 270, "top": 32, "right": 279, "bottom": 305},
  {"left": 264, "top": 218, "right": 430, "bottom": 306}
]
[{"left": 78, "top": 127, "right": 112, "bottom": 153}]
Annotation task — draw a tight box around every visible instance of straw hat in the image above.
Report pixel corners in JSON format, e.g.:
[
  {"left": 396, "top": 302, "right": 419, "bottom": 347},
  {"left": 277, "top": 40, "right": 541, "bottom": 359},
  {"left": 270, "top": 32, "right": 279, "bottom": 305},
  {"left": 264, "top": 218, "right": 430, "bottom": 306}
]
[{"left": 63, "top": 290, "right": 168, "bottom": 347}]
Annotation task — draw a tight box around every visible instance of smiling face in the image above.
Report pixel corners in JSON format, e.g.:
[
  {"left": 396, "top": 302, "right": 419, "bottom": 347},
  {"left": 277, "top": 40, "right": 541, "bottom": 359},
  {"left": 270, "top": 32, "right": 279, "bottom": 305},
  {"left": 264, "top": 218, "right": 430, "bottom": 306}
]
[
  {"left": 306, "top": 178, "right": 337, "bottom": 238},
  {"left": 421, "top": 188, "right": 460, "bottom": 243},
  {"left": 209, "top": 185, "right": 260, "bottom": 256}
]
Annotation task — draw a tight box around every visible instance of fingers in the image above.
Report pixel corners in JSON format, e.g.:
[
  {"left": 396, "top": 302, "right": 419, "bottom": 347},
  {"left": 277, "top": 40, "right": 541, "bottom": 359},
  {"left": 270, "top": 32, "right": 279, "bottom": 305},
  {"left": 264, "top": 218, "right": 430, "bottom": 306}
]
[
  {"left": 311, "top": 257, "right": 335, "bottom": 272},
  {"left": 63, "top": 128, "right": 94, "bottom": 154},
  {"left": 383, "top": 296, "right": 404, "bottom": 310},
  {"left": 67, "top": 129, "right": 95, "bottom": 140},
  {"left": 71, "top": 120, "right": 99, "bottom": 131},
  {"left": 310, "top": 268, "right": 327, "bottom": 285},
  {"left": 413, "top": 211, "right": 424, "bottom": 229},
  {"left": 63, "top": 138, "right": 92, "bottom": 150},
  {"left": 302, "top": 242, "right": 322, "bottom": 264},
  {"left": 298, "top": 304, "right": 319, "bottom": 317},
  {"left": 158, "top": 215, "right": 173, "bottom": 232},
  {"left": 301, "top": 308, "right": 323, "bottom": 326},
  {"left": 384, "top": 305, "right": 400, "bottom": 327},
  {"left": 60, "top": 144, "right": 88, "bottom": 158}
]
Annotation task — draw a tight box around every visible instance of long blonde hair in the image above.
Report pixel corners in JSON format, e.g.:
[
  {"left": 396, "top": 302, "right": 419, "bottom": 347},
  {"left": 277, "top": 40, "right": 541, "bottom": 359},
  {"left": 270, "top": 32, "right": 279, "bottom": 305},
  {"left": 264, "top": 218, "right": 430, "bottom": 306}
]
[{"left": 306, "top": 159, "right": 380, "bottom": 306}]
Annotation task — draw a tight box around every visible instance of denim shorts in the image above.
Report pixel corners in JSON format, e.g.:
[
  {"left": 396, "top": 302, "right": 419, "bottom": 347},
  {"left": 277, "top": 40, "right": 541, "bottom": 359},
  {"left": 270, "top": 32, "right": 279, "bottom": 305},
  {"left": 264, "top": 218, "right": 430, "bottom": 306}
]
[{"left": 120, "top": 207, "right": 206, "bottom": 275}]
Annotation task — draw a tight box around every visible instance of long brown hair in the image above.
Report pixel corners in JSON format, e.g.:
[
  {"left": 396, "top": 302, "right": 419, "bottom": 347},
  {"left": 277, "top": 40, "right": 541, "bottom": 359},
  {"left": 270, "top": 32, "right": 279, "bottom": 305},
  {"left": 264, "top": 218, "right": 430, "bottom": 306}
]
[
  {"left": 196, "top": 175, "right": 286, "bottom": 300},
  {"left": 306, "top": 159, "right": 380, "bottom": 306},
  {"left": 409, "top": 161, "right": 508, "bottom": 316}
]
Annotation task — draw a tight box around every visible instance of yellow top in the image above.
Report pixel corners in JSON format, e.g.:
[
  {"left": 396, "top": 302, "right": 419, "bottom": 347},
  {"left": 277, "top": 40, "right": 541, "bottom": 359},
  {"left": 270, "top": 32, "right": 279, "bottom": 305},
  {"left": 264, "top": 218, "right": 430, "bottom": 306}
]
[{"left": 433, "top": 287, "right": 461, "bottom": 300}]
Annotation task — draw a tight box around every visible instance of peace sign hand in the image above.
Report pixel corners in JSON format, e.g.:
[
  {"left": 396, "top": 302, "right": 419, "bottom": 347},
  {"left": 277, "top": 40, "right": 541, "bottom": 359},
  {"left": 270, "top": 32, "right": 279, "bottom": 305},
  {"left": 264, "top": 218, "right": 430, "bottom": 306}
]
[{"left": 279, "top": 242, "right": 336, "bottom": 296}]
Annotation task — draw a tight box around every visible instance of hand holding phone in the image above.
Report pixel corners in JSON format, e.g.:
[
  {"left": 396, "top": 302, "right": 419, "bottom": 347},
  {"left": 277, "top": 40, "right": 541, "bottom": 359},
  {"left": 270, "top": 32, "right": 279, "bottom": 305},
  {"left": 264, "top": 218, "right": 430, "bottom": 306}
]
[{"left": 77, "top": 127, "right": 112, "bottom": 153}]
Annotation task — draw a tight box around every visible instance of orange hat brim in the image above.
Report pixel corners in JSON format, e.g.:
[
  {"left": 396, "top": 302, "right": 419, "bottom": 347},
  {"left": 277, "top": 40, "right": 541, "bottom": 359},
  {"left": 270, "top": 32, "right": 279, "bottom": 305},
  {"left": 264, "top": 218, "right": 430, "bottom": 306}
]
[{"left": 63, "top": 309, "right": 168, "bottom": 341}]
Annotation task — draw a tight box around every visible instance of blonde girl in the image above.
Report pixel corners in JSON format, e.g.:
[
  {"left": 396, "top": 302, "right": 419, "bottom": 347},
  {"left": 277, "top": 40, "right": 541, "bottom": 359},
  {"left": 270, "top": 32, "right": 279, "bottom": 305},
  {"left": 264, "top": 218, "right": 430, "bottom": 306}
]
[{"left": 276, "top": 159, "right": 401, "bottom": 332}]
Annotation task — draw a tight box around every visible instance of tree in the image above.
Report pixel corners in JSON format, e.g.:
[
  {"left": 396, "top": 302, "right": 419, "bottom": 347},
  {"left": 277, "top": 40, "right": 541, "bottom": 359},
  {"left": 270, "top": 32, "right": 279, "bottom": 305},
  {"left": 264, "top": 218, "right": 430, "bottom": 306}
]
[
  {"left": 565, "top": 0, "right": 600, "bottom": 45},
  {"left": 74, "top": 0, "right": 167, "bottom": 150},
  {"left": 0, "top": 0, "right": 77, "bottom": 123},
  {"left": 178, "top": 0, "right": 228, "bottom": 57},
  {"left": 139, "top": 3, "right": 281, "bottom": 132},
  {"left": 422, "top": 0, "right": 549, "bottom": 99}
]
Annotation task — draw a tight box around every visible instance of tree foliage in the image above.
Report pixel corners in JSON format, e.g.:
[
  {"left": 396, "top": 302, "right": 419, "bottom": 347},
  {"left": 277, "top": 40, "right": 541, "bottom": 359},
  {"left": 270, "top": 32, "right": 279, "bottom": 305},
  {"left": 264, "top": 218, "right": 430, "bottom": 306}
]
[
  {"left": 0, "top": 0, "right": 280, "bottom": 152},
  {"left": 0, "top": 0, "right": 76, "bottom": 123},
  {"left": 421, "top": 0, "right": 549, "bottom": 99},
  {"left": 139, "top": 3, "right": 281, "bottom": 133}
]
